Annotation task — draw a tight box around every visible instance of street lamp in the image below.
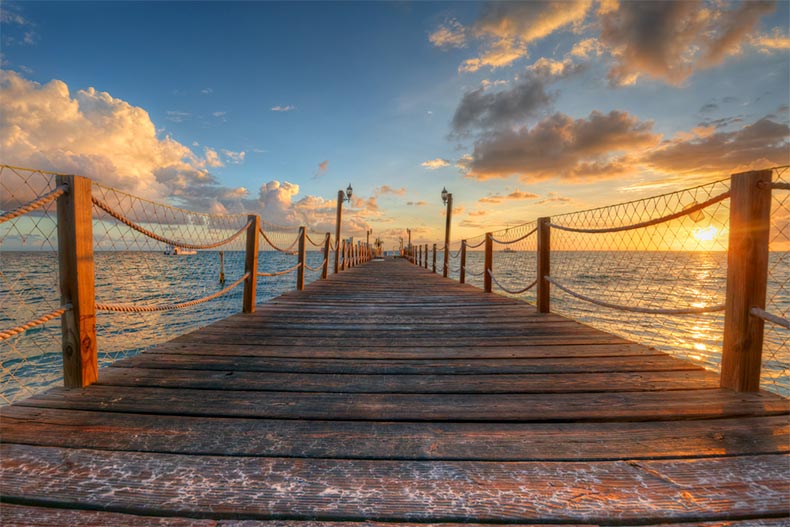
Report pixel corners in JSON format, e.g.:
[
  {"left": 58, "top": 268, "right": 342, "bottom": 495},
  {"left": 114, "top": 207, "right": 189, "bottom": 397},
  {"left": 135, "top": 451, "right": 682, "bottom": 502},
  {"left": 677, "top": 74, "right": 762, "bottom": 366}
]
[
  {"left": 406, "top": 228, "right": 412, "bottom": 262},
  {"left": 334, "top": 184, "right": 353, "bottom": 274},
  {"left": 441, "top": 187, "right": 452, "bottom": 277}
]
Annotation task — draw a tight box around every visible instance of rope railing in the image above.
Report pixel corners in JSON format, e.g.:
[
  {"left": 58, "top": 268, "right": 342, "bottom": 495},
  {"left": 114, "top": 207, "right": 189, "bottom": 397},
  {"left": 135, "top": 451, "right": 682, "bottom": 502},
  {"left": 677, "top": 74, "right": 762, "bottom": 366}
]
[
  {"left": 487, "top": 270, "right": 536, "bottom": 295},
  {"left": 258, "top": 226, "right": 300, "bottom": 253},
  {"left": 304, "top": 259, "right": 328, "bottom": 272},
  {"left": 751, "top": 307, "right": 790, "bottom": 330},
  {"left": 464, "top": 266, "right": 485, "bottom": 277},
  {"left": 305, "top": 233, "right": 327, "bottom": 247},
  {"left": 545, "top": 276, "right": 725, "bottom": 315},
  {"left": 0, "top": 185, "right": 67, "bottom": 224},
  {"left": 0, "top": 305, "right": 71, "bottom": 342},
  {"left": 466, "top": 239, "right": 486, "bottom": 249},
  {"left": 92, "top": 195, "right": 251, "bottom": 249},
  {"left": 548, "top": 191, "right": 730, "bottom": 234},
  {"left": 96, "top": 274, "right": 249, "bottom": 313},
  {"left": 257, "top": 263, "right": 302, "bottom": 277},
  {"left": 490, "top": 228, "right": 537, "bottom": 245}
]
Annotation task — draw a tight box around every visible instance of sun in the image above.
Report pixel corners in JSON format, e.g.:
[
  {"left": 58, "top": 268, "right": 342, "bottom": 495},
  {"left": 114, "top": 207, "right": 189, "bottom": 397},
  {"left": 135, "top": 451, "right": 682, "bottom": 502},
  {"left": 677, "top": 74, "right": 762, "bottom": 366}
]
[{"left": 692, "top": 226, "right": 719, "bottom": 242}]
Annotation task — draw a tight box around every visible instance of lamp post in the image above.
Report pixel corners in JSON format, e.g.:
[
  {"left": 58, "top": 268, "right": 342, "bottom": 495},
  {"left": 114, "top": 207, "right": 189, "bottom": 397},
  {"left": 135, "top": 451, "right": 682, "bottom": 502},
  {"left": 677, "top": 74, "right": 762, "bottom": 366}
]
[
  {"left": 441, "top": 187, "right": 452, "bottom": 278},
  {"left": 334, "top": 183, "right": 353, "bottom": 274},
  {"left": 366, "top": 228, "right": 372, "bottom": 261}
]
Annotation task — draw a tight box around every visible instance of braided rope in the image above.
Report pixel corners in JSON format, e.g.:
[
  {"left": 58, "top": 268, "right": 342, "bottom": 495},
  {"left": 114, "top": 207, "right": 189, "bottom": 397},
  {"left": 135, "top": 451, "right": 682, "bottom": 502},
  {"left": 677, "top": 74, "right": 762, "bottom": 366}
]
[
  {"left": 449, "top": 247, "right": 462, "bottom": 258},
  {"left": 546, "top": 276, "right": 725, "bottom": 315},
  {"left": 305, "top": 233, "right": 326, "bottom": 247},
  {"left": 487, "top": 270, "right": 537, "bottom": 294},
  {"left": 0, "top": 305, "right": 70, "bottom": 342},
  {"left": 466, "top": 239, "right": 486, "bottom": 249},
  {"left": 304, "top": 258, "right": 328, "bottom": 272},
  {"left": 257, "top": 263, "right": 302, "bottom": 277},
  {"left": 92, "top": 196, "right": 250, "bottom": 249},
  {"left": 751, "top": 307, "right": 790, "bottom": 329},
  {"left": 450, "top": 265, "right": 461, "bottom": 273},
  {"left": 490, "top": 227, "right": 537, "bottom": 245},
  {"left": 96, "top": 274, "right": 248, "bottom": 312},
  {"left": 464, "top": 266, "right": 485, "bottom": 277},
  {"left": 259, "top": 227, "right": 300, "bottom": 253},
  {"left": 549, "top": 191, "right": 730, "bottom": 234},
  {"left": 770, "top": 182, "right": 790, "bottom": 191},
  {"left": 0, "top": 185, "right": 67, "bottom": 224}
]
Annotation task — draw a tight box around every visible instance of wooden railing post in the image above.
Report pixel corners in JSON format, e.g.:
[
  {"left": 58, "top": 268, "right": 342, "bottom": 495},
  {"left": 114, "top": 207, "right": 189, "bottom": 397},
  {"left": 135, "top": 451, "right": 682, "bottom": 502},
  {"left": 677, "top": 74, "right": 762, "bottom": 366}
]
[
  {"left": 484, "top": 232, "right": 493, "bottom": 293},
  {"left": 460, "top": 240, "right": 466, "bottom": 284},
  {"left": 340, "top": 239, "right": 346, "bottom": 271},
  {"left": 242, "top": 214, "right": 260, "bottom": 313},
  {"left": 296, "top": 226, "right": 306, "bottom": 291},
  {"left": 56, "top": 174, "right": 97, "bottom": 388},
  {"left": 721, "top": 170, "right": 773, "bottom": 392},
  {"left": 322, "top": 233, "right": 330, "bottom": 279},
  {"left": 424, "top": 245, "right": 429, "bottom": 269},
  {"left": 432, "top": 244, "right": 437, "bottom": 273},
  {"left": 537, "top": 217, "right": 551, "bottom": 313}
]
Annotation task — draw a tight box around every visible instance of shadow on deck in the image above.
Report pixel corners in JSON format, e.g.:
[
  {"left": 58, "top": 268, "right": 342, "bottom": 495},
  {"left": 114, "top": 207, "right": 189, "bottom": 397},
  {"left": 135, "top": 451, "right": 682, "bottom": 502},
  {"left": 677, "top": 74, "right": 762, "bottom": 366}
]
[{"left": 1, "top": 259, "right": 788, "bottom": 525}]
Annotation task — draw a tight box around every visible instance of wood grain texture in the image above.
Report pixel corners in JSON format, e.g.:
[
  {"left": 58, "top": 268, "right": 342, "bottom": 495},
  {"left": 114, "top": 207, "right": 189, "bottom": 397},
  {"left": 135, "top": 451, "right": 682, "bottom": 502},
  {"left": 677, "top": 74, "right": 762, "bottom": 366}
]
[{"left": 1, "top": 259, "right": 787, "bottom": 523}]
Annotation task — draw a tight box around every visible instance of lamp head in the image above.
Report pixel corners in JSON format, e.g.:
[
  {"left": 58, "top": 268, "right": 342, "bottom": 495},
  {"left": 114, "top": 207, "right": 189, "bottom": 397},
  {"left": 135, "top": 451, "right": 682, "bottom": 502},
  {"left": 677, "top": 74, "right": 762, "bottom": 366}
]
[
  {"left": 345, "top": 183, "right": 353, "bottom": 201},
  {"left": 441, "top": 187, "right": 449, "bottom": 205}
]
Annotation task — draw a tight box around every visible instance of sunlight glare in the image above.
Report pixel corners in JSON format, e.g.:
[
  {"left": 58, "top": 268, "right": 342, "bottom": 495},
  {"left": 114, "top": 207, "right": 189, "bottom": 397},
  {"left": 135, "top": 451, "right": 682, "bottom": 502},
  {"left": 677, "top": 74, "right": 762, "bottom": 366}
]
[{"left": 692, "top": 226, "right": 719, "bottom": 243}]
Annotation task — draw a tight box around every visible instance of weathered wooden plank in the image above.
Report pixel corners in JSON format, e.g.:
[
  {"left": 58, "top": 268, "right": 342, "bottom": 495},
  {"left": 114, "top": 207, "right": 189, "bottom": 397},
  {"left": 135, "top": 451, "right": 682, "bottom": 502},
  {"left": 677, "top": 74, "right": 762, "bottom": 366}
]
[
  {"left": 2, "top": 407, "right": 786, "bottom": 461},
  {"left": 0, "top": 504, "right": 216, "bottom": 526},
  {"left": 94, "top": 367, "right": 719, "bottom": 393},
  {"left": 111, "top": 354, "right": 701, "bottom": 375},
  {"left": 16, "top": 386, "right": 787, "bottom": 421},
  {"left": 2, "top": 444, "right": 787, "bottom": 522}
]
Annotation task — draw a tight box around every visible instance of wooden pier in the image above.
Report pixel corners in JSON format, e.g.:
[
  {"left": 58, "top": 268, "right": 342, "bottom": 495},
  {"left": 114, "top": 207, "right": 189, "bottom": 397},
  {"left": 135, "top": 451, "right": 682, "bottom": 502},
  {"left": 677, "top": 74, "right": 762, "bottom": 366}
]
[{"left": 1, "top": 259, "right": 788, "bottom": 526}]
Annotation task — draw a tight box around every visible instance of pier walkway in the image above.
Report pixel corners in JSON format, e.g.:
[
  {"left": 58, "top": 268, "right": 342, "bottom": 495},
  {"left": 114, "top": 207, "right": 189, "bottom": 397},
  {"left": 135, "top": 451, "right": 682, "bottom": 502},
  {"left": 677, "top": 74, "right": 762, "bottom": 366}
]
[{"left": 1, "top": 259, "right": 788, "bottom": 526}]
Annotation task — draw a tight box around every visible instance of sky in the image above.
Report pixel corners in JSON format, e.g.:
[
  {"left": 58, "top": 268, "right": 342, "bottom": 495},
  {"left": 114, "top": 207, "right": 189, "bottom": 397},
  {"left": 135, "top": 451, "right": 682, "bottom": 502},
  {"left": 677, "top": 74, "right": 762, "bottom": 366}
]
[{"left": 1, "top": 1, "right": 789, "bottom": 250}]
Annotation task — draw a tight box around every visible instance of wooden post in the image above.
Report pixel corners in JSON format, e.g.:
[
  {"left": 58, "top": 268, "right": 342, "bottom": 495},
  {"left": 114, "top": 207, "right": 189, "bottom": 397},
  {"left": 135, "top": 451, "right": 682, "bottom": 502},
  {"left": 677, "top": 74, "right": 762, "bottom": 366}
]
[
  {"left": 721, "top": 170, "right": 773, "bottom": 392},
  {"left": 340, "top": 239, "right": 346, "bottom": 271},
  {"left": 296, "top": 226, "right": 306, "bottom": 291},
  {"left": 334, "top": 190, "right": 343, "bottom": 274},
  {"left": 242, "top": 214, "right": 260, "bottom": 313},
  {"left": 460, "top": 240, "right": 466, "bottom": 284},
  {"left": 443, "top": 193, "right": 453, "bottom": 278},
  {"left": 56, "top": 175, "right": 98, "bottom": 388},
  {"left": 424, "top": 244, "right": 429, "bottom": 269},
  {"left": 432, "top": 244, "right": 437, "bottom": 273},
  {"left": 537, "top": 217, "right": 551, "bottom": 313},
  {"left": 322, "top": 233, "right": 330, "bottom": 279},
  {"left": 484, "top": 232, "right": 493, "bottom": 293}
]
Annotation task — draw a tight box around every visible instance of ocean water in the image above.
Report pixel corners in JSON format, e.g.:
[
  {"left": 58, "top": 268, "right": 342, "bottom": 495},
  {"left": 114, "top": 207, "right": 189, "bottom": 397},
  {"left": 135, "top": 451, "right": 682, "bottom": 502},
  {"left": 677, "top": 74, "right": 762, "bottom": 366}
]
[{"left": 1, "top": 250, "right": 788, "bottom": 403}]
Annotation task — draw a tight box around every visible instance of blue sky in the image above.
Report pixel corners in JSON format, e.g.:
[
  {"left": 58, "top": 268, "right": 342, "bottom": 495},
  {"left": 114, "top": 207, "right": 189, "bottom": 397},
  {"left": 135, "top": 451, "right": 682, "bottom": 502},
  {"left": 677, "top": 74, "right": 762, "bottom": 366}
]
[{"left": 1, "top": 1, "right": 788, "bottom": 247}]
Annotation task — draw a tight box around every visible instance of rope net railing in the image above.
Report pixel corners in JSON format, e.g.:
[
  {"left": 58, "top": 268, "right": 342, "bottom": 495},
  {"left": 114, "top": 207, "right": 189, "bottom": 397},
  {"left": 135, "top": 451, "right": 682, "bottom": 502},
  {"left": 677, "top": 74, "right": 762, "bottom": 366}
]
[
  {"left": 0, "top": 165, "right": 334, "bottom": 405},
  {"left": 548, "top": 177, "right": 733, "bottom": 378},
  {"left": 1, "top": 166, "right": 65, "bottom": 404},
  {"left": 762, "top": 166, "right": 789, "bottom": 393},
  {"left": 488, "top": 221, "right": 538, "bottom": 301},
  {"left": 90, "top": 182, "right": 253, "bottom": 376}
]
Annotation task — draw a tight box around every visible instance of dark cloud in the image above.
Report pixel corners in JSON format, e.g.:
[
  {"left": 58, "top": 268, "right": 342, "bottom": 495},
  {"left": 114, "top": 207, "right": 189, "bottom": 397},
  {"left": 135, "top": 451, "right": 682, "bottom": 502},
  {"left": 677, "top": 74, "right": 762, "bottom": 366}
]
[
  {"left": 466, "top": 110, "right": 659, "bottom": 181},
  {"left": 600, "top": 0, "right": 776, "bottom": 86},
  {"left": 699, "top": 116, "right": 744, "bottom": 129},
  {"left": 646, "top": 116, "right": 790, "bottom": 174},
  {"left": 699, "top": 102, "right": 719, "bottom": 113}
]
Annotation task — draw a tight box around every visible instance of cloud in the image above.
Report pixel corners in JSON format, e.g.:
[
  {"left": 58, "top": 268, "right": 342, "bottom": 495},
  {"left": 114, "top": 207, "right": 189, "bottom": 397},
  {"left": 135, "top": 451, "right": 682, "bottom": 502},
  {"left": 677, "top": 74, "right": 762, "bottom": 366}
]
[
  {"left": 406, "top": 201, "right": 427, "bottom": 206},
  {"left": 166, "top": 110, "right": 190, "bottom": 123},
  {"left": 507, "top": 189, "right": 539, "bottom": 200},
  {"left": 314, "top": 160, "right": 329, "bottom": 178},
  {"left": 599, "top": 0, "right": 776, "bottom": 86},
  {"left": 752, "top": 27, "right": 790, "bottom": 51},
  {"left": 0, "top": 70, "right": 221, "bottom": 201},
  {"left": 569, "top": 37, "right": 605, "bottom": 59},
  {"left": 468, "top": 209, "right": 487, "bottom": 217},
  {"left": 201, "top": 88, "right": 213, "bottom": 95},
  {"left": 699, "top": 102, "right": 719, "bottom": 114},
  {"left": 478, "top": 196, "right": 503, "bottom": 204},
  {"left": 429, "top": 19, "right": 466, "bottom": 49},
  {"left": 204, "top": 147, "right": 223, "bottom": 168},
  {"left": 536, "top": 192, "right": 573, "bottom": 205},
  {"left": 452, "top": 57, "right": 583, "bottom": 134},
  {"left": 455, "top": 1, "right": 592, "bottom": 72},
  {"left": 478, "top": 190, "right": 538, "bottom": 204},
  {"left": 421, "top": 158, "right": 450, "bottom": 169},
  {"left": 271, "top": 105, "right": 296, "bottom": 112},
  {"left": 645, "top": 116, "right": 790, "bottom": 175},
  {"left": 212, "top": 111, "right": 226, "bottom": 118},
  {"left": 375, "top": 185, "right": 407, "bottom": 196},
  {"left": 465, "top": 110, "right": 660, "bottom": 181},
  {"left": 221, "top": 149, "right": 245, "bottom": 164}
]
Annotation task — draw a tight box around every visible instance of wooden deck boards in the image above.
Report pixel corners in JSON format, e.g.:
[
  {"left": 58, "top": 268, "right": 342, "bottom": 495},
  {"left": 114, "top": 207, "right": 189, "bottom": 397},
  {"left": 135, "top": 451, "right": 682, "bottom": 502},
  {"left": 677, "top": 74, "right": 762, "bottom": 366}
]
[{"left": 1, "top": 259, "right": 788, "bottom": 525}]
